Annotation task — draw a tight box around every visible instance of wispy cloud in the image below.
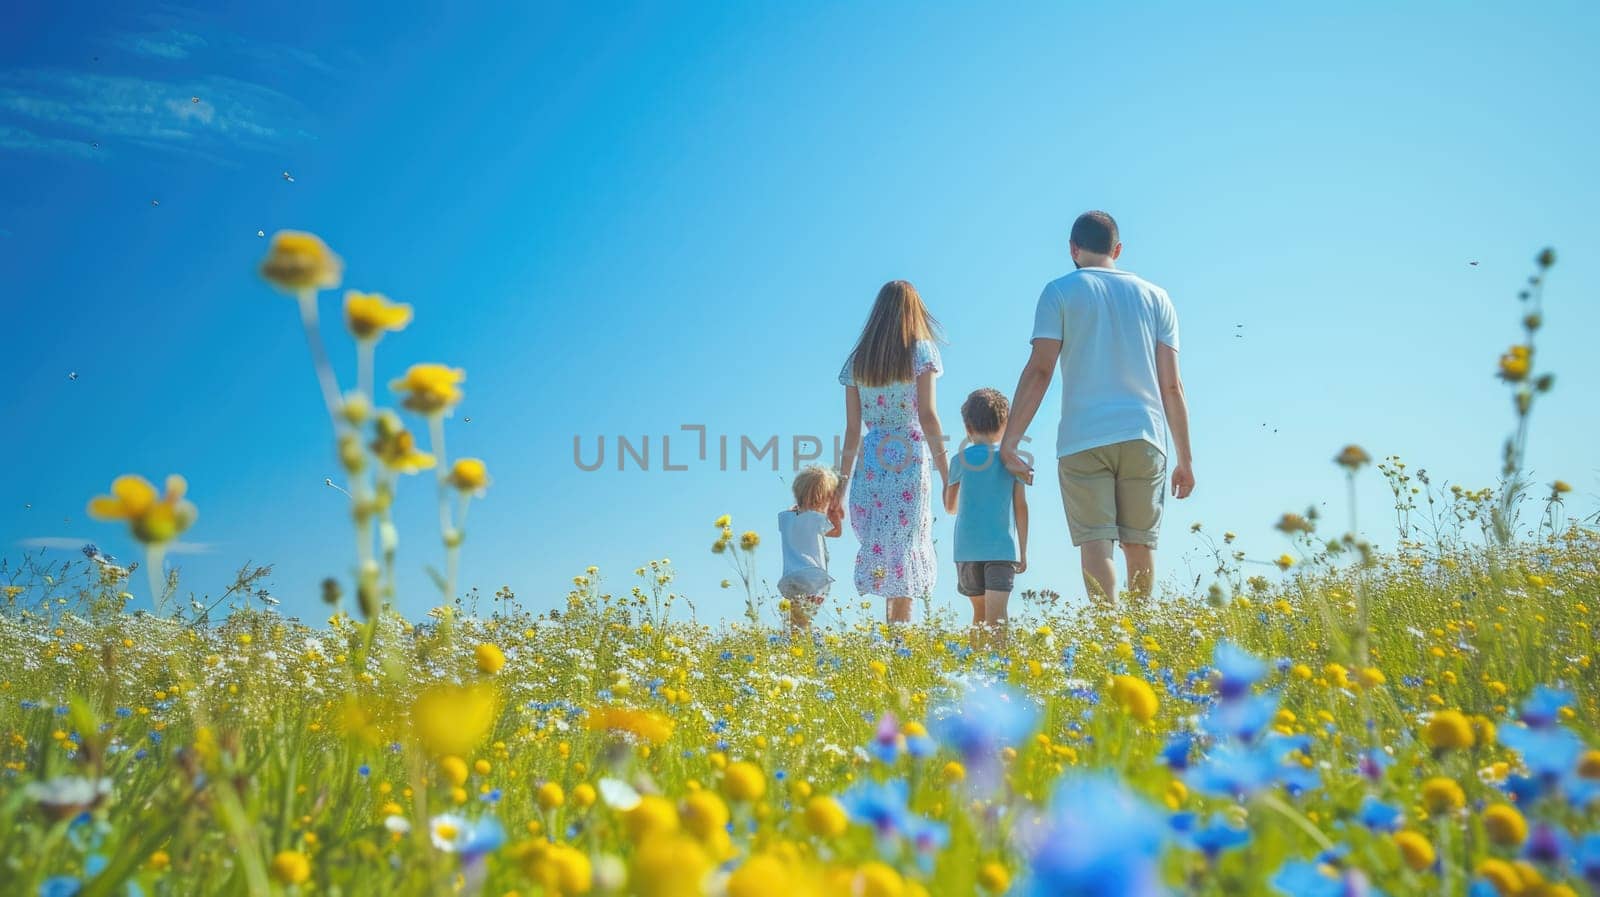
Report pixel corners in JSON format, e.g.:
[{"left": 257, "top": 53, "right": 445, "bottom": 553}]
[
  {"left": 18, "top": 536, "right": 215, "bottom": 555},
  {"left": 0, "top": 70, "right": 311, "bottom": 159},
  {"left": 113, "top": 28, "right": 208, "bottom": 60},
  {"left": 0, "top": 125, "right": 96, "bottom": 158}
]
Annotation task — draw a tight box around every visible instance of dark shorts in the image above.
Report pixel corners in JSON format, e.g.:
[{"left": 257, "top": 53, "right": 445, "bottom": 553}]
[{"left": 956, "top": 561, "right": 1016, "bottom": 597}]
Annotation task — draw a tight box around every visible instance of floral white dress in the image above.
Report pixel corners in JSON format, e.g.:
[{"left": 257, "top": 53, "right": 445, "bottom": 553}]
[{"left": 839, "top": 340, "right": 941, "bottom": 598}]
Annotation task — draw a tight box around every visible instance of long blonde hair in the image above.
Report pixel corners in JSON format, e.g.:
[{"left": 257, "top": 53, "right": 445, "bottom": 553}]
[{"left": 847, "top": 280, "right": 941, "bottom": 387}]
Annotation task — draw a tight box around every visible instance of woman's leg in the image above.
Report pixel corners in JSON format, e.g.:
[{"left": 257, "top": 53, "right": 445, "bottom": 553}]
[{"left": 886, "top": 596, "right": 912, "bottom": 623}]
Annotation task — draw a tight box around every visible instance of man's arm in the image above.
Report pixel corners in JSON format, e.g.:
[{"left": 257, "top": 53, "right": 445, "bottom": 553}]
[
  {"left": 1156, "top": 343, "right": 1194, "bottom": 499},
  {"left": 1000, "top": 338, "right": 1061, "bottom": 484}
]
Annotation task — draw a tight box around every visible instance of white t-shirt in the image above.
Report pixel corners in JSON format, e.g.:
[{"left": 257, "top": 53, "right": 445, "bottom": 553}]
[
  {"left": 778, "top": 509, "right": 831, "bottom": 578},
  {"left": 1031, "top": 267, "right": 1179, "bottom": 458}
]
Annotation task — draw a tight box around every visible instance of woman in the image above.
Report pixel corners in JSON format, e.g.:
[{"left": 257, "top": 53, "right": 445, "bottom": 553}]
[{"left": 832, "top": 280, "right": 950, "bottom": 623}]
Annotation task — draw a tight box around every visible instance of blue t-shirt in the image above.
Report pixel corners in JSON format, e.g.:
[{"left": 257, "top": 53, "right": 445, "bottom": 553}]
[{"left": 949, "top": 443, "right": 1020, "bottom": 562}]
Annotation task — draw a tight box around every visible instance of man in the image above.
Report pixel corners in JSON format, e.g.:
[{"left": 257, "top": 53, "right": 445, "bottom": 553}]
[{"left": 1000, "top": 211, "right": 1194, "bottom": 601}]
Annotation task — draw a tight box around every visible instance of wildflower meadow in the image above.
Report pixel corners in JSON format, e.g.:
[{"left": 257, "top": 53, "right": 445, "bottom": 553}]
[{"left": 1, "top": 235, "right": 1595, "bottom": 897}]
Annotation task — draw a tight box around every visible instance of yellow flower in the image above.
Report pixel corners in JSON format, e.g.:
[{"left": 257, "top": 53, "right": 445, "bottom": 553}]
[
  {"left": 680, "top": 790, "right": 728, "bottom": 840},
  {"left": 1393, "top": 830, "right": 1435, "bottom": 871},
  {"left": 728, "top": 854, "right": 803, "bottom": 897},
  {"left": 390, "top": 363, "right": 465, "bottom": 416},
  {"left": 1483, "top": 803, "right": 1527, "bottom": 847},
  {"left": 260, "top": 230, "right": 342, "bottom": 292},
  {"left": 722, "top": 761, "right": 767, "bottom": 802},
  {"left": 1552, "top": 480, "right": 1573, "bottom": 495},
  {"left": 1498, "top": 345, "right": 1531, "bottom": 382},
  {"left": 630, "top": 834, "right": 710, "bottom": 897},
  {"left": 449, "top": 458, "right": 491, "bottom": 495},
  {"left": 854, "top": 862, "right": 904, "bottom": 897},
  {"left": 804, "top": 795, "right": 848, "bottom": 838},
  {"left": 438, "top": 755, "right": 469, "bottom": 787},
  {"left": 713, "top": 515, "right": 731, "bottom": 528},
  {"left": 739, "top": 531, "right": 760, "bottom": 551},
  {"left": 537, "top": 781, "right": 565, "bottom": 810},
  {"left": 585, "top": 706, "right": 674, "bottom": 744},
  {"left": 941, "top": 760, "right": 966, "bottom": 783},
  {"left": 344, "top": 291, "right": 412, "bottom": 340},
  {"left": 269, "top": 849, "right": 312, "bottom": 885},
  {"left": 1110, "top": 675, "right": 1159, "bottom": 724},
  {"left": 625, "top": 795, "right": 681, "bottom": 842},
  {"left": 87, "top": 474, "right": 198, "bottom": 544},
  {"left": 978, "top": 861, "right": 1011, "bottom": 892},
  {"left": 411, "top": 682, "right": 498, "bottom": 758},
  {"left": 1420, "top": 776, "right": 1465, "bottom": 815},
  {"left": 571, "top": 783, "right": 597, "bottom": 809},
  {"left": 1334, "top": 444, "right": 1372, "bottom": 471},
  {"left": 146, "top": 850, "right": 170, "bottom": 872},
  {"left": 370, "top": 411, "right": 436, "bottom": 474},
  {"left": 1471, "top": 716, "right": 1498, "bottom": 749},
  {"left": 522, "top": 841, "right": 592, "bottom": 895},
  {"left": 474, "top": 642, "right": 506, "bottom": 675},
  {"left": 1477, "top": 859, "right": 1523, "bottom": 896},
  {"left": 1274, "top": 553, "right": 1295, "bottom": 571},
  {"left": 1423, "top": 711, "right": 1474, "bottom": 751}
]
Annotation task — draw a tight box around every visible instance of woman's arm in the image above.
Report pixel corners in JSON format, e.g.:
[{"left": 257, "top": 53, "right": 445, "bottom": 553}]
[
  {"left": 916, "top": 371, "right": 950, "bottom": 487},
  {"left": 833, "top": 386, "right": 863, "bottom": 517},
  {"left": 1013, "top": 479, "right": 1029, "bottom": 573}
]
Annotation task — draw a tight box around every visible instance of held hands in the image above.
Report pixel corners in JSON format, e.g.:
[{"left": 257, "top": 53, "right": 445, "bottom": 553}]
[
  {"left": 1171, "top": 460, "right": 1195, "bottom": 499},
  {"left": 827, "top": 500, "right": 845, "bottom": 528},
  {"left": 1000, "top": 444, "right": 1034, "bottom": 486}
]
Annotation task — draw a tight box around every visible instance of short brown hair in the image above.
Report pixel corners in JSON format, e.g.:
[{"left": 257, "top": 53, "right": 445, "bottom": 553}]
[
  {"left": 961, "top": 388, "right": 1009, "bottom": 436},
  {"left": 1070, "top": 210, "right": 1119, "bottom": 255},
  {"left": 792, "top": 465, "right": 840, "bottom": 510}
]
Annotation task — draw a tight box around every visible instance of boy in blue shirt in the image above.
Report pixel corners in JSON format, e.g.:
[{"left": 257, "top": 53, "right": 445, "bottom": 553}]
[{"left": 943, "top": 388, "right": 1029, "bottom": 640}]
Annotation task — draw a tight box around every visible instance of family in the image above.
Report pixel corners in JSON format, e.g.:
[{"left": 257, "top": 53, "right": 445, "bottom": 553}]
[{"left": 775, "top": 211, "right": 1195, "bottom": 630}]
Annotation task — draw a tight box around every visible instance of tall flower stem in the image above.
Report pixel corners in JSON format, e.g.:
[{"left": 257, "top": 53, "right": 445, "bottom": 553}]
[
  {"left": 427, "top": 413, "right": 457, "bottom": 601},
  {"left": 357, "top": 339, "right": 376, "bottom": 405},
  {"left": 295, "top": 289, "right": 344, "bottom": 427},
  {"left": 146, "top": 544, "right": 166, "bottom": 614}
]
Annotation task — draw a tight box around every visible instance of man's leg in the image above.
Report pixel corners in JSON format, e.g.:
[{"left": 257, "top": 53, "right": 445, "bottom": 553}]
[
  {"left": 1080, "top": 540, "right": 1116, "bottom": 602},
  {"left": 1059, "top": 449, "right": 1120, "bottom": 603},
  {"left": 1113, "top": 441, "right": 1167, "bottom": 602},
  {"left": 1121, "top": 543, "right": 1154, "bottom": 599}
]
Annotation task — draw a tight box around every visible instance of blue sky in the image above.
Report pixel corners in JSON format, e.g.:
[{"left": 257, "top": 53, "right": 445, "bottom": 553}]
[{"left": 2, "top": 2, "right": 1598, "bottom": 623}]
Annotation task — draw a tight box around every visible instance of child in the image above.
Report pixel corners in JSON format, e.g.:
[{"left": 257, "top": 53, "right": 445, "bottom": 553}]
[
  {"left": 943, "top": 388, "right": 1028, "bottom": 640},
  {"left": 778, "top": 465, "right": 845, "bottom": 630}
]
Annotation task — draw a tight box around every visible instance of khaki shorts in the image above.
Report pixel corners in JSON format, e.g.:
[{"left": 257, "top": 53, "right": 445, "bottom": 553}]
[{"left": 1057, "top": 440, "right": 1166, "bottom": 547}]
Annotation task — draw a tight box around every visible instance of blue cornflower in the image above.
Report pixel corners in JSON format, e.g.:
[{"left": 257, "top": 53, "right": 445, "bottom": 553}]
[
  {"left": 1017, "top": 775, "right": 1166, "bottom": 897},
  {"left": 929, "top": 680, "right": 1039, "bottom": 760},
  {"left": 1576, "top": 833, "right": 1600, "bottom": 887},
  {"left": 1189, "top": 816, "right": 1251, "bottom": 860},
  {"left": 1517, "top": 686, "right": 1573, "bottom": 729},
  {"left": 1356, "top": 795, "right": 1402, "bottom": 831},
  {"left": 839, "top": 778, "right": 912, "bottom": 839},
  {"left": 1200, "top": 691, "right": 1280, "bottom": 743},
  {"left": 357, "top": 764, "right": 370, "bottom": 777},
  {"left": 1271, "top": 861, "right": 1381, "bottom": 897},
  {"left": 39, "top": 877, "right": 80, "bottom": 897},
  {"left": 1160, "top": 733, "right": 1194, "bottom": 771},
  {"left": 1498, "top": 723, "right": 1584, "bottom": 783},
  {"left": 1213, "top": 641, "right": 1266, "bottom": 699},
  {"left": 1187, "top": 735, "right": 1320, "bottom": 800},
  {"left": 869, "top": 712, "right": 901, "bottom": 763}
]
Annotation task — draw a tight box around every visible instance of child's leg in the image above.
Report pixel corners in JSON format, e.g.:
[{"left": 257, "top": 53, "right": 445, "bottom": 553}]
[
  {"left": 983, "top": 589, "right": 1010, "bottom": 625},
  {"left": 968, "top": 595, "right": 986, "bottom": 627},
  {"left": 886, "top": 596, "right": 912, "bottom": 624},
  {"left": 788, "top": 595, "right": 822, "bottom": 631}
]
